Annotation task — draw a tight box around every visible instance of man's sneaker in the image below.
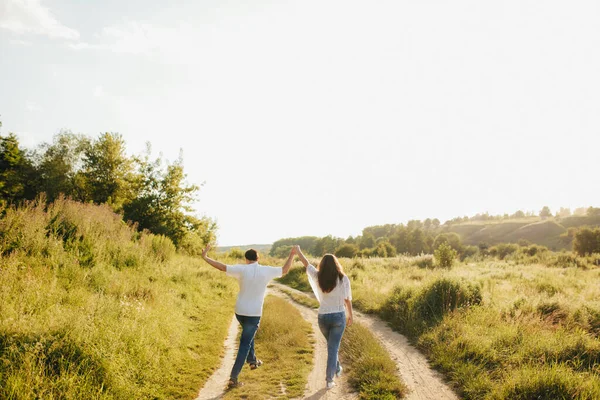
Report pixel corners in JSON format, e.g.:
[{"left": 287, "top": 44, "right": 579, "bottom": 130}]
[
  {"left": 336, "top": 365, "right": 343, "bottom": 378},
  {"left": 227, "top": 379, "right": 244, "bottom": 389},
  {"left": 326, "top": 381, "right": 336, "bottom": 389},
  {"left": 249, "top": 359, "right": 263, "bottom": 370}
]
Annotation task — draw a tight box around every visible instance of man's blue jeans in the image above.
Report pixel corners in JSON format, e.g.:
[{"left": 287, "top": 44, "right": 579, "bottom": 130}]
[
  {"left": 230, "top": 314, "right": 261, "bottom": 381},
  {"left": 317, "top": 311, "right": 346, "bottom": 382}
]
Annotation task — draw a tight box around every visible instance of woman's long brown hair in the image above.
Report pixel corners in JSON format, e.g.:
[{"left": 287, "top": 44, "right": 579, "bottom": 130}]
[{"left": 317, "top": 254, "right": 345, "bottom": 293}]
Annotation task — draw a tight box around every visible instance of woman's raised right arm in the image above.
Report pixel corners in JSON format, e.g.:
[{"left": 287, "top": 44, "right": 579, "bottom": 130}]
[{"left": 294, "top": 245, "right": 310, "bottom": 268}]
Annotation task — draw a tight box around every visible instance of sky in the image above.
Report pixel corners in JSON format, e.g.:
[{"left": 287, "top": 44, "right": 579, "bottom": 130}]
[{"left": 1, "top": 0, "right": 599, "bottom": 246}]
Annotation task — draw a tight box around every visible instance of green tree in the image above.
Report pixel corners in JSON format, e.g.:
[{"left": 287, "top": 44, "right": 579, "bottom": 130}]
[
  {"left": 408, "top": 228, "right": 428, "bottom": 255},
  {"left": 270, "top": 236, "right": 319, "bottom": 256},
  {"left": 587, "top": 207, "right": 600, "bottom": 217},
  {"left": 123, "top": 146, "right": 209, "bottom": 247},
  {"left": 434, "top": 242, "right": 457, "bottom": 268},
  {"left": 0, "top": 133, "right": 36, "bottom": 202},
  {"left": 511, "top": 210, "right": 526, "bottom": 218},
  {"left": 573, "top": 228, "right": 600, "bottom": 256},
  {"left": 335, "top": 243, "right": 359, "bottom": 258},
  {"left": 36, "top": 131, "right": 90, "bottom": 202},
  {"left": 83, "top": 132, "right": 133, "bottom": 212},
  {"left": 539, "top": 206, "right": 552, "bottom": 218},
  {"left": 433, "top": 232, "right": 463, "bottom": 253},
  {"left": 359, "top": 232, "right": 376, "bottom": 250},
  {"left": 314, "top": 235, "right": 344, "bottom": 256},
  {"left": 374, "top": 240, "right": 396, "bottom": 257}
]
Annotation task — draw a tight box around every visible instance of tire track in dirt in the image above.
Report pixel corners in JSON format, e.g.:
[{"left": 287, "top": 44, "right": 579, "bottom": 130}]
[
  {"left": 268, "top": 288, "right": 358, "bottom": 400},
  {"left": 271, "top": 282, "right": 458, "bottom": 400}
]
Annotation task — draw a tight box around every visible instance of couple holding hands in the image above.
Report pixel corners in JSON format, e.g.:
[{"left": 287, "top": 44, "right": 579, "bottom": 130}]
[{"left": 201, "top": 245, "right": 353, "bottom": 390}]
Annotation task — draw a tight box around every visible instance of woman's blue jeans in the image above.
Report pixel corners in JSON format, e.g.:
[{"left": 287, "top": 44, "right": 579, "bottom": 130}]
[
  {"left": 230, "top": 314, "right": 261, "bottom": 381},
  {"left": 317, "top": 311, "right": 346, "bottom": 382}
]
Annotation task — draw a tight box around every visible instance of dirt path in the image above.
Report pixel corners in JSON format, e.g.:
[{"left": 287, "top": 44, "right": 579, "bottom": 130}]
[
  {"left": 195, "top": 315, "right": 239, "bottom": 400},
  {"left": 271, "top": 282, "right": 459, "bottom": 400},
  {"left": 268, "top": 288, "right": 358, "bottom": 400}
]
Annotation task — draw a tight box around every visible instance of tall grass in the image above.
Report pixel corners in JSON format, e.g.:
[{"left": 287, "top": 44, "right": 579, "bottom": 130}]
[
  {"left": 0, "top": 198, "right": 237, "bottom": 399},
  {"left": 278, "top": 255, "right": 600, "bottom": 399}
]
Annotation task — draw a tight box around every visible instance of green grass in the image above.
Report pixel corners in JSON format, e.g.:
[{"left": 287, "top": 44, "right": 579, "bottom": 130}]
[
  {"left": 277, "top": 255, "right": 600, "bottom": 399},
  {"left": 223, "top": 295, "right": 313, "bottom": 400},
  {"left": 275, "top": 282, "right": 407, "bottom": 399},
  {"left": 0, "top": 198, "right": 237, "bottom": 399},
  {"left": 341, "top": 324, "right": 407, "bottom": 399}
]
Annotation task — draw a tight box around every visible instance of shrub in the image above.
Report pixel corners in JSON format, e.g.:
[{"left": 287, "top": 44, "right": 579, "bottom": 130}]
[
  {"left": 374, "top": 241, "right": 396, "bottom": 257},
  {"left": 460, "top": 245, "right": 478, "bottom": 261},
  {"left": 434, "top": 242, "right": 457, "bottom": 268},
  {"left": 547, "top": 253, "right": 587, "bottom": 268},
  {"left": 573, "top": 227, "right": 600, "bottom": 256},
  {"left": 227, "top": 247, "right": 244, "bottom": 259},
  {"left": 381, "top": 278, "right": 482, "bottom": 336},
  {"left": 414, "top": 278, "right": 482, "bottom": 328},
  {"left": 335, "top": 243, "right": 359, "bottom": 258},
  {"left": 150, "top": 235, "right": 176, "bottom": 263},
  {"left": 489, "top": 243, "right": 519, "bottom": 260},
  {"left": 412, "top": 254, "right": 434, "bottom": 268}
]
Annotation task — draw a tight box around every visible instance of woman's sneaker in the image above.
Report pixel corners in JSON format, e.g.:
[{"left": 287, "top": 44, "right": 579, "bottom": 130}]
[
  {"left": 249, "top": 359, "right": 263, "bottom": 370},
  {"left": 326, "top": 381, "right": 336, "bottom": 389},
  {"left": 336, "top": 365, "right": 343, "bottom": 378}
]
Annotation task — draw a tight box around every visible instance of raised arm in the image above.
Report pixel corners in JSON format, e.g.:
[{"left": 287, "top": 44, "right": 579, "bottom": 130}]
[
  {"left": 201, "top": 245, "right": 227, "bottom": 272},
  {"left": 281, "top": 246, "right": 297, "bottom": 276},
  {"left": 294, "top": 245, "right": 310, "bottom": 268}
]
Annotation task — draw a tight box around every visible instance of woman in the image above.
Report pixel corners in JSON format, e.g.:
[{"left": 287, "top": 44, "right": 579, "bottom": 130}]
[{"left": 294, "top": 245, "right": 353, "bottom": 389}]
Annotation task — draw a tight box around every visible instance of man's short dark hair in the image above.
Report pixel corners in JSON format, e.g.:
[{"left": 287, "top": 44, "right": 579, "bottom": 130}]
[{"left": 245, "top": 249, "right": 258, "bottom": 261}]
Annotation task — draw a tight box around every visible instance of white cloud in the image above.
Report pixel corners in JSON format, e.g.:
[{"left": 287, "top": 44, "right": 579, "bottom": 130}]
[
  {"left": 9, "top": 38, "right": 32, "bottom": 46},
  {"left": 0, "top": 0, "right": 79, "bottom": 40},
  {"left": 70, "top": 20, "right": 198, "bottom": 63},
  {"left": 25, "top": 100, "right": 42, "bottom": 112},
  {"left": 93, "top": 85, "right": 104, "bottom": 97}
]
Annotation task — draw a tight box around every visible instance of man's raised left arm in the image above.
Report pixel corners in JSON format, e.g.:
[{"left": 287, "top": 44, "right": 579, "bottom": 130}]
[{"left": 201, "top": 245, "right": 227, "bottom": 272}]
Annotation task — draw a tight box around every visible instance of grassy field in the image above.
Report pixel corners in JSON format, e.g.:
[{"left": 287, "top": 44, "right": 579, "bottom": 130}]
[
  {"left": 0, "top": 198, "right": 237, "bottom": 399},
  {"left": 278, "top": 254, "right": 600, "bottom": 399}
]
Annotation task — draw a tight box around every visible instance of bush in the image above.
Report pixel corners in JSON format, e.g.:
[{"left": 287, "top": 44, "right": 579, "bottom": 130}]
[
  {"left": 460, "top": 245, "right": 478, "bottom": 261},
  {"left": 434, "top": 242, "right": 457, "bottom": 268},
  {"left": 227, "top": 247, "right": 244, "bottom": 259},
  {"left": 375, "top": 241, "right": 396, "bottom": 257},
  {"left": 412, "top": 254, "right": 434, "bottom": 268},
  {"left": 573, "top": 227, "right": 600, "bottom": 256},
  {"left": 521, "top": 244, "right": 548, "bottom": 257},
  {"left": 150, "top": 235, "right": 176, "bottom": 263},
  {"left": 381, "top": 278, "right": 482, "bottom": 337},
  {"left": 547, "top": 253, "right": 588, "bottom": 269},
  {"left": 489, "top": 243, "right": 519, "bottom": 260},
  {"left": 335, "top": 243, "right": 359, "bottom": 258}
]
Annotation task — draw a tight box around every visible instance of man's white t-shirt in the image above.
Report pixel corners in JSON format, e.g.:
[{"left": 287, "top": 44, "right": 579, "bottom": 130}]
[
  {"left": 306, "top": 264, "right": 352, "bottom": 315},
  {"left": 226, "top": 262, "right": 283, "bottom": 317}
]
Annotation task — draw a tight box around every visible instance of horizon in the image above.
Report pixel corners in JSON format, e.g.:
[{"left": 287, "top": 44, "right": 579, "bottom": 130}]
[{"left": 2, "top": 0, "right": 599, "bottom": 246}]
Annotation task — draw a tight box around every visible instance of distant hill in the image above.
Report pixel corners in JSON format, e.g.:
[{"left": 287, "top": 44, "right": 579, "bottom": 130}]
[
  {"left": 216, "top": 244, "right": 272, "bottom": 254},
  {"left": 447, "top": 214, "right": 600, "bottom": 250}
]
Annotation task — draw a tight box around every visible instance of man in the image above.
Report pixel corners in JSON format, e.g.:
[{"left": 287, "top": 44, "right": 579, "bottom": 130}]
[{"left": 201, "top": 245, "right": 296, "bottom": 388}]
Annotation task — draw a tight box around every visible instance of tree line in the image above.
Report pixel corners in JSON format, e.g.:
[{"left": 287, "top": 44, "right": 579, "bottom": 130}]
[
  {"left": 0, "top": 124, "right": 214, "bottom": 251},
  {"left": 270, "top": 206, "right": 600, "bottom": 258}
]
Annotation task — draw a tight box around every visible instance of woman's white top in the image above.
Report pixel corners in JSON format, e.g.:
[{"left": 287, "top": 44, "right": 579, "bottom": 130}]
[{"left": 307, "top": 264, "right": 352, "bottom": 315}]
